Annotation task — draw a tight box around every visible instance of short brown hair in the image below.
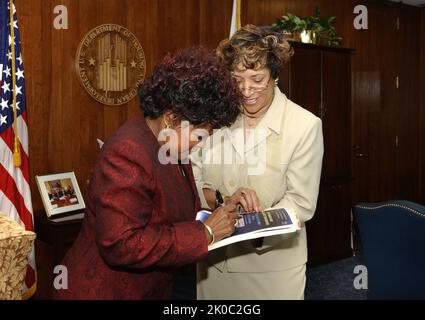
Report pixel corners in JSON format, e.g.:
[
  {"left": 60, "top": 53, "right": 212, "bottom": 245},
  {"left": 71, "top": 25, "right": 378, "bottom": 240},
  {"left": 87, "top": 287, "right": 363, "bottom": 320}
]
[{"left": 216, "top": 24, "right": 293, "bottom": 79}]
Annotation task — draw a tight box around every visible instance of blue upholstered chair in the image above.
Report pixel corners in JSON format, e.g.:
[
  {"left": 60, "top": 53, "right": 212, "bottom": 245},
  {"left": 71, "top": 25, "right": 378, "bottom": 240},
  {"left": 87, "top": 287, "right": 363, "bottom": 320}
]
[{"left": 353, "top": 200, "right": 425, "bottom": 299}]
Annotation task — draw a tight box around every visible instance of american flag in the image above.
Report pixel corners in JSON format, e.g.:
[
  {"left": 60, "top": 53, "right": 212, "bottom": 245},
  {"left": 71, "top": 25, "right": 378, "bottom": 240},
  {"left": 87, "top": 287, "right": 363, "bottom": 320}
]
[{"left": 0, "top": 0, "right": 36, "bottom": 298}]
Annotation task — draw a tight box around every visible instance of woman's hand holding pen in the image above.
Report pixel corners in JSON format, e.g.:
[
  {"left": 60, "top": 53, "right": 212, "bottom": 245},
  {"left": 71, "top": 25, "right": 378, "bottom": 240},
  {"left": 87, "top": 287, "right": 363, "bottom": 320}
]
[
  {"left": 204, "top": 204, "right": 238, "bottom": 244},
  {"left": 225, "top": 187, "right": 263, "bottom": 213}
]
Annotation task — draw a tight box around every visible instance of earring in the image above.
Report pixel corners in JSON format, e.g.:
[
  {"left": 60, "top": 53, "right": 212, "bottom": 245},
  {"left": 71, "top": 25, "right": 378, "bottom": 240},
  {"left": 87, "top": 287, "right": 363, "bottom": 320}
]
[
  {"left": 163, "top": 122, "right": 170, "bottom": 133},
  {"left": 162, "top": 118, "right": 172, "bottom": 134},
  {"left": 274, "top": 78, "right": 279, "bottom": 86}
]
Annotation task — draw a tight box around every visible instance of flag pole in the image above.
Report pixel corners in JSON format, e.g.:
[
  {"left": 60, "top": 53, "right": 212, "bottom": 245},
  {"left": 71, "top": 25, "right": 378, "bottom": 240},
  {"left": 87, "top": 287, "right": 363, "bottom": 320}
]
[
  {"left": 230, "top": 0, "right": 242, "bottom": 38},
  {"left": 9, "top": 0, "right": 21, "bottom": 167},
  {"left": 236, "top": 0, "right": 241, "bottom": 30}
]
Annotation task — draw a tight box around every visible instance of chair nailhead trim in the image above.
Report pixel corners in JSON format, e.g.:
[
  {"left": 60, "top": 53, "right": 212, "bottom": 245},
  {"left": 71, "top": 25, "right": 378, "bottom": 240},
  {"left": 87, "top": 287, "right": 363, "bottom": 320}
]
[{"left": 356, "top": 203, "right": 425, "bottom": 218}]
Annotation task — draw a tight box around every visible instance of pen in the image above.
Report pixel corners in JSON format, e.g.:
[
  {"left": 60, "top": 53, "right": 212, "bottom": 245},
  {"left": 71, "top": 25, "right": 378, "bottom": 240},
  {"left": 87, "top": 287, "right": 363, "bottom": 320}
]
[
  {"left": 215, "top": 190, "right": 225, "bottom": 207},
  {"left": 237, "top": 205, "right": 242, "bottom": 217}
]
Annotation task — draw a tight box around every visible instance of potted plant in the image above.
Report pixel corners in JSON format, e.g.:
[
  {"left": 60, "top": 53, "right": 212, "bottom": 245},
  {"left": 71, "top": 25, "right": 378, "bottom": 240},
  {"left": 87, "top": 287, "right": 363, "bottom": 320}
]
[
  {"left": 313, "top": 7, "right": 342, "bottom": 46},
  {"left": 273, "top": 13, "right": 306, "bottom": 41},
  {"left": 302, "top": 15, "right": 321, "bottom": 44},
  {"left": 273, "top": 7, "right": 342, "bottom": 46}
]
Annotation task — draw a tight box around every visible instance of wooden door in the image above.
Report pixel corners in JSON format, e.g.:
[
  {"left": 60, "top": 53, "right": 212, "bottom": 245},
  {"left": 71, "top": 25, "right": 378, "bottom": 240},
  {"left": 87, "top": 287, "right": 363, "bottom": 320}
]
[
  {"left": 394, "top": 5, "right": 420, "bottom": 202},
  {"left": 421, "top": 8, "right": 425, "bottom": 204},
  {"left": 351, "top": 3, "right": 399, "bottom": 204},
  {"left": 322, "top": 49, "right": 352, "bottom": 180}
]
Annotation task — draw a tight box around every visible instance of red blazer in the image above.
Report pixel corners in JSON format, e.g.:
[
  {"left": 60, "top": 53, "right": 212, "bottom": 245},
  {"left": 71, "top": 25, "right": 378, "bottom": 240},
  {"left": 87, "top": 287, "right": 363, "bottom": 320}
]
[{"left": 53, "top": 115, "right": 208, "bottom": 300}]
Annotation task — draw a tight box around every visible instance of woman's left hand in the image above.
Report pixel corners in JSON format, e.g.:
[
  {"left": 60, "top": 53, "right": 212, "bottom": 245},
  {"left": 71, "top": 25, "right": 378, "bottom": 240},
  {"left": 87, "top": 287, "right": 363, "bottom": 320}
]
[{"left": 225, "top": 187, "right": 263, "bottom": 213}]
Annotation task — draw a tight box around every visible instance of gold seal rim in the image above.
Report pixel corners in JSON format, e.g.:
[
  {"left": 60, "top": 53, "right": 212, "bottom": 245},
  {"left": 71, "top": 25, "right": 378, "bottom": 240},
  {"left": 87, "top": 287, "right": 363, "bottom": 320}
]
[{"left": 75, "top": 23, "right": 146, "bottom": 106}]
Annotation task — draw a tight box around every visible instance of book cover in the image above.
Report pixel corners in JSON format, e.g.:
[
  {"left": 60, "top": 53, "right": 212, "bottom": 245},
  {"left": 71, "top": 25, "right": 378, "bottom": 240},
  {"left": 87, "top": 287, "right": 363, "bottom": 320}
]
[{"left": 196, "top": 207, "right": 300, "bottom": 251}]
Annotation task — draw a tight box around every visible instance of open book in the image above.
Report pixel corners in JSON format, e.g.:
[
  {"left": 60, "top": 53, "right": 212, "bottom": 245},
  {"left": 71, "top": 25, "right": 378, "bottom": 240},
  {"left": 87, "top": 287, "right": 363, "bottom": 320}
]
[{"left": 196, "top": 207, "right": 301, "bottom": 251}]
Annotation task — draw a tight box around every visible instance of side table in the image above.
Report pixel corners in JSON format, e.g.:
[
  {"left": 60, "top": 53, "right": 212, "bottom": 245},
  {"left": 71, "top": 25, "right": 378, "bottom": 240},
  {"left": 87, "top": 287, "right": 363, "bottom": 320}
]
[{"left": 34, "top": 212, "right": 84, "bottom": 264}]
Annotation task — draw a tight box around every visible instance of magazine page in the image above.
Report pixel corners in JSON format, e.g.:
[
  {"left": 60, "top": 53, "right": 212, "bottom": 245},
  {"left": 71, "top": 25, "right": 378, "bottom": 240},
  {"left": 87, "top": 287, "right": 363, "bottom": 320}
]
[{"left": 196, "top": 207, "right": 300, "bottom": 251}]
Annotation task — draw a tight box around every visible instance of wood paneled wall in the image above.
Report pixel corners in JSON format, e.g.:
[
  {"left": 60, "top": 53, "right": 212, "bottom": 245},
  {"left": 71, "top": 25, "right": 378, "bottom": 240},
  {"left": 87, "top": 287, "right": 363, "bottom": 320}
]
[
  {"left": 244, "top": 0, "right": 423, "bottom": 204},
  {"left": 15, "top": 0, "right": 424, "bottom": 212},
  {"left": 16, "top": 0, "right": 233, "bottom": 213}
]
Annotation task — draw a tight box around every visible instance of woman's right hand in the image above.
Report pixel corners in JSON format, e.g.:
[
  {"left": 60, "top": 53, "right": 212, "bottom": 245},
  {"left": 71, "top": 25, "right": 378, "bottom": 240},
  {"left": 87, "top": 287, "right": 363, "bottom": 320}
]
[{"left": 204, "top": 204, "right": 238, "bottom": 244}]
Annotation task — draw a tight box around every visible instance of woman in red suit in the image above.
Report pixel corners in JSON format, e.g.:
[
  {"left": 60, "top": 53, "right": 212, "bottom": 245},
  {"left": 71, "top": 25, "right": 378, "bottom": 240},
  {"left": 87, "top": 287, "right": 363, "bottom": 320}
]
[{"left": 53, "top": 47, "right": 241, "bottom": 300}]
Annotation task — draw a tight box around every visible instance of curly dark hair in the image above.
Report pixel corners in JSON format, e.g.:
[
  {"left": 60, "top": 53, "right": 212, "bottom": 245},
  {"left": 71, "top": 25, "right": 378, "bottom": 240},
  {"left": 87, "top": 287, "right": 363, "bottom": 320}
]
[
  {"left": 139, "top": 47, "right": 242, "bottom": 129},
  {"left": 216, "top": 24, "right": 294, "bottom": 79}
]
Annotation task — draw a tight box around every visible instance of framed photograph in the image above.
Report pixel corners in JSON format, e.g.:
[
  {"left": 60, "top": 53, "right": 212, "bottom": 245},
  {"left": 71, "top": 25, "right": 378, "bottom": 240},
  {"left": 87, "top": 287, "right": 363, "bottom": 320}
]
[{"left": 35, "top": 172, "right": 85, "bottom": 218}]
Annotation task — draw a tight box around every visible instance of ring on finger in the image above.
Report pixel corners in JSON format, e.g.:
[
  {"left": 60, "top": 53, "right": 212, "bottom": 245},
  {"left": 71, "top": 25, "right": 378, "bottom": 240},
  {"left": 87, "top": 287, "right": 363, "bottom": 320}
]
[{"left": 234, "top": 219, "right": 238, "bottom": 227}]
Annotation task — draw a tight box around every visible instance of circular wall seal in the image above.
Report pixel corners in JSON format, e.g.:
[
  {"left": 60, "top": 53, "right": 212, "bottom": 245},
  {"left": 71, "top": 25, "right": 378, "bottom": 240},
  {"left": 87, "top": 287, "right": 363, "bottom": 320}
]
[{"left": 76, "top": 24, "right": 146, "bottom": 106}]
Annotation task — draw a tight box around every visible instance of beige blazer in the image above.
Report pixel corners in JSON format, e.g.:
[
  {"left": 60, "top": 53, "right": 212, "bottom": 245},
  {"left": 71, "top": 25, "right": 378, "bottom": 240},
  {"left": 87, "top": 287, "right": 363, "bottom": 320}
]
[{"left": 191, "top": 87, "right": 324, "bottom": 273}]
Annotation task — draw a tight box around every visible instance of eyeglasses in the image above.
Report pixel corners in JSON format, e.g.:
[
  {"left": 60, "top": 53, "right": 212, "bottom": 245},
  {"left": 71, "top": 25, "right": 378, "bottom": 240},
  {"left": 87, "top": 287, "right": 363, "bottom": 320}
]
[{"left": 235, "top": 77, "right": 271, "bottom": 93}]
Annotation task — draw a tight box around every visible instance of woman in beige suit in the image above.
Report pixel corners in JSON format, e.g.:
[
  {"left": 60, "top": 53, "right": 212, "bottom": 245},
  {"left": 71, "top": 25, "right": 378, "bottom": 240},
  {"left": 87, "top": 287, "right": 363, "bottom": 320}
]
[{"left": 192, "top": 25, "right": 324, "bottom": 299}]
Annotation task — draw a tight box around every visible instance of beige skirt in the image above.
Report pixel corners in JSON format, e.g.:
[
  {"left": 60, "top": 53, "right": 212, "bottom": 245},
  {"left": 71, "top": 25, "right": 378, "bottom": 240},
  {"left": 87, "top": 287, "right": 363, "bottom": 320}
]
[{"left": 197, "top": 261, "right": 306, "bottom": 300}]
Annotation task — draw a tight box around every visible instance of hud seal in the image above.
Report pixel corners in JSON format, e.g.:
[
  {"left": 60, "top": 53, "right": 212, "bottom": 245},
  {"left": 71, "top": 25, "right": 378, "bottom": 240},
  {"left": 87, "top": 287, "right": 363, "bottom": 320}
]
[{"left": 76, "top": 24, "right": 146, "bottom": 106}]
